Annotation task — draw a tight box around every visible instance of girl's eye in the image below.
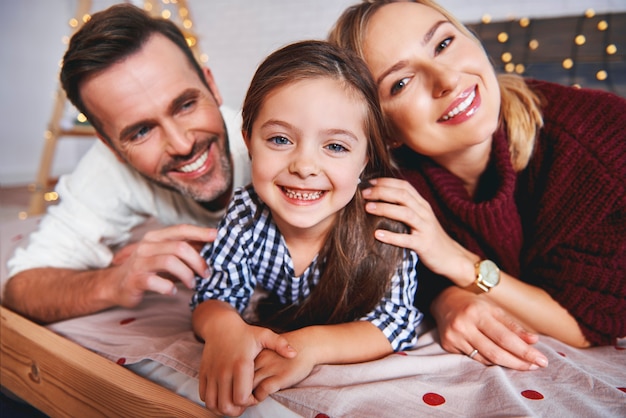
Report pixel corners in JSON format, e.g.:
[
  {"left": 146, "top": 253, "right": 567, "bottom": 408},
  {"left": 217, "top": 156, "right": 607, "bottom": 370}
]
[
  {"left": 325, "top": 143, "right": 348, "bottom": 153},
  {"left": 435, "top": 37, "right": 453, "bottom": 55},
  {"left": 391, "top": 77, "right": 410, "bottom": 96},
  {"left": 269, "top": 136, "right": 291, "bottom": 145}
]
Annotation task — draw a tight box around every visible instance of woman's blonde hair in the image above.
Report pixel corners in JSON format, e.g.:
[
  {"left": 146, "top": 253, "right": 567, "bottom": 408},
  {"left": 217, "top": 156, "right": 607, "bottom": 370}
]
[{"left": 329, "top": 0, "right": 544, "bottom": 171}]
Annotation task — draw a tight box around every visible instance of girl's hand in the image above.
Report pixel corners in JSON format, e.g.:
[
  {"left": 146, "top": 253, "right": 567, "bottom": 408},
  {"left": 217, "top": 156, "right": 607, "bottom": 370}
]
[
  {"left": 252, "top": 345, "right": 317, "bottom": 401},
  {"left": 362, "top": 177, "right": 475, "bottom": 285},
  {"left": 195, "top": 301, "right": 296, "bottom": 416}
]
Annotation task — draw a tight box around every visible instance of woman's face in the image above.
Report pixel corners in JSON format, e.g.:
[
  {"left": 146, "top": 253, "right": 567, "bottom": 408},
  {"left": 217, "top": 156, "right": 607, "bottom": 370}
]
[{"left": 362, "top": 2, "right": 501, "bottom": 160}]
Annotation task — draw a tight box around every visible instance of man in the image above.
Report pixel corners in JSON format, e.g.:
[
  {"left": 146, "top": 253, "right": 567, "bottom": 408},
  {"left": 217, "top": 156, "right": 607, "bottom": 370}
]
[{"left": 4, "top": 4, "right": 250, "bottom": 322}]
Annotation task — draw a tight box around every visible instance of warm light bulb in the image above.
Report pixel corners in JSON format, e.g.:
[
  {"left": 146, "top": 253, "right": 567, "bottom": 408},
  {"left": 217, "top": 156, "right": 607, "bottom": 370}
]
[
  {"left": 606, "top": 44, "right": 617, "bottom": 55},
  {"left": 497, "top": 32, "right": 509, "bottom": 43},
  {"left": 575, "top": 35, "right": 586, "bottom": 46},
  {"left": 504, "top": 63, "right": 515, "bottom": 73},
  {"left": 515, "top": 64, "right": 525, "bottom": 74},
  {"left": 585, "top": 9, "right": 595, "bottom": 18},
  {"left": 481, "top": 14, "right": 492, "bottom": 24},
  {"left": 162, "top": 10, "right": 171, "bottom": 19},
  {"left": 562, "top": 58, "right": 574, "bottom": 69},
  {"left": 596, "top": 70, "right": 608, "bottom": 81},
  {"left": 597, "top": 20, "right": 608, "bottom": 31},
  {"left": 183, "top": 19, "right": 193, "bottom": 29},
  {"left": 528, "top": 39, "right": 539, "bottom": 50},
  {"left": 519, "top": 17, "right": 530, "bottom": 28},
  {"left": 501, "top": 52, "right": 512, "bottom": 62}
]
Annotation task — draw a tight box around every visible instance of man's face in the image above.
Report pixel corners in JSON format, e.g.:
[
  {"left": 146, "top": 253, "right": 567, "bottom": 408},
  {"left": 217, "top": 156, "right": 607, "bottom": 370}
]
[{"left": 81, "top": 34, "right": 233, "bottom": 204}]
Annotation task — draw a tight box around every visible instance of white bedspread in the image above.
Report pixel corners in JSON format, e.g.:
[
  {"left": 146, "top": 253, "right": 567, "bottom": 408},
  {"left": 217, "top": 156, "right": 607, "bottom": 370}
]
[{"left": 3, "top": 217, "right": 625, "bottom": 417}]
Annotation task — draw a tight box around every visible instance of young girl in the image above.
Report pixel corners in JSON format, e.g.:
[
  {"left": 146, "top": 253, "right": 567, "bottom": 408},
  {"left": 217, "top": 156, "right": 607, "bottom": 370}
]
[{"left": 191, "top": 40, "right": 422, "bottom": 416}]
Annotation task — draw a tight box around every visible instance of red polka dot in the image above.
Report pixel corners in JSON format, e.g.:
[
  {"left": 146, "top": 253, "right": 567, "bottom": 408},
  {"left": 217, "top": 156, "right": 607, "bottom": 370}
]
[
  {"left": 423, "top": 392, "right": 446, "bottom": 406},
  {"left": 116, "top": 358, "right": 126, "bottom": 365},
  {"left": 557, "top": 351, "right": 566, "bottom": 357},
  {"left": 395, "top": 351, "right": 408, "bottom": 356},
  {"left": 618, "top": 387, "right": 626, "bottom": 393},
  {"left": 314, "top": 414, "right": 329, "bottom": 418},
  {"left": 521, "top": 390, "right": 544, "bottom": 400},
  {"left": 119, "top": 317, "right": 136, "bottom": 325}
]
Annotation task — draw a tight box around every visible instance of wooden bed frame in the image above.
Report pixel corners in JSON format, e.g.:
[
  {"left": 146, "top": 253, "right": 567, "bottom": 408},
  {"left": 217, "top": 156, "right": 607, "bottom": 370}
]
[{"left": 0, "top": 306, "right": 217, "bottom": 417}]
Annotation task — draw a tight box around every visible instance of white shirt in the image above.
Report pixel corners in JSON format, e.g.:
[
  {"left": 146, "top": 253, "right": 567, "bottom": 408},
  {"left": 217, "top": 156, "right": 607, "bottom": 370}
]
[{"left": 6, "top": 106, "right": 250, "bottom": 281}]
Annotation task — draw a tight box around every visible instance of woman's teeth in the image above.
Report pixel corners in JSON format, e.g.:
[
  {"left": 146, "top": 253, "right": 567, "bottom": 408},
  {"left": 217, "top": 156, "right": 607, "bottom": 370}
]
[
  {"left": 441, "top": 89, "right": 476, "bottom": 121},
  {"left": 179, "top": 151, "right": 208, "bottom": 173}
]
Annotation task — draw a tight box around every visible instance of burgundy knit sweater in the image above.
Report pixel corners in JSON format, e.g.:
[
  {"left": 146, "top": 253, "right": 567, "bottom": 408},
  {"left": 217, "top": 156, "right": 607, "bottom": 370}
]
[{"left": 396, "top": 80, "right": 626, "bottom": 346}]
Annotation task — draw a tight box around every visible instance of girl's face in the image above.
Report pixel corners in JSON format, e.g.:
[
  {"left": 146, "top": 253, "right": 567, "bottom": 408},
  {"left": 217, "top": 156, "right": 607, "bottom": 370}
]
[
  {"left": 245, "top": 78, "right": 368, "bottom": 238},
  {"left": 362, "top": 2, "right": 501, "bottom": 160}
]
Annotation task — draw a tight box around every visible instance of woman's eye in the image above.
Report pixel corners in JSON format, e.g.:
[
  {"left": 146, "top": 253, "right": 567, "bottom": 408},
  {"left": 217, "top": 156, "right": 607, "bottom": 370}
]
[
  {"left": 435, "top": 37, "right": 453, "bottom": 55},
  {"left": 391, "top": 77, "right": 410, "bottom": 96},
  {"left": 326, "top": 143, "right": 347, "bottom": 153}
]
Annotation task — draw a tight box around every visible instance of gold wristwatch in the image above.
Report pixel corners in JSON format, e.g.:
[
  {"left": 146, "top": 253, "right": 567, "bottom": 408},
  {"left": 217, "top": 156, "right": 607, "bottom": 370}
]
[{"left": 464, "top": 259, "right": 501, "bottom": 294}]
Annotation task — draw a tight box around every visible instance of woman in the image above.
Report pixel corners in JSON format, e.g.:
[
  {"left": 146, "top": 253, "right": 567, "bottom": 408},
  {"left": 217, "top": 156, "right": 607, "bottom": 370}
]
[{"left": 329, "top": 0, "right": 626, "bottom": 371}]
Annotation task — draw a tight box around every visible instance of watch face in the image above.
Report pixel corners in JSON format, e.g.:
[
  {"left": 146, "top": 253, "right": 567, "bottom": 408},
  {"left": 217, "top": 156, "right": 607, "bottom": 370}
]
[{"left": 478, "top": 260, "right": 500, "bottom": 287}]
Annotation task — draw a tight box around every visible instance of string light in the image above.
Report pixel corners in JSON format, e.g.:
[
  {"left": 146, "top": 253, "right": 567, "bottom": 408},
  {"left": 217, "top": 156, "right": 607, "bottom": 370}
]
[
  {"left": 562, "top": 58, "right": 574, "bottom": 70},
  {"left": 470, "top": 10, "right": 623, "bottom": 94},
  {"left": 574, "top": 35, "right": 586, "bottom": 46}
]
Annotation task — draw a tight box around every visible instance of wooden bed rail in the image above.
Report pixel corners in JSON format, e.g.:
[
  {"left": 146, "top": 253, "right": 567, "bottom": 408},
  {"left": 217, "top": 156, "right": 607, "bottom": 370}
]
[{"left": 0, "top": 305, "right": 216, "bottom": 417}]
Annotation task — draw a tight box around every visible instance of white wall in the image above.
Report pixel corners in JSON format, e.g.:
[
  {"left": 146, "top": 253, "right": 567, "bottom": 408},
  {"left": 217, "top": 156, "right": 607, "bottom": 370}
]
[{"left": 1, "top": 0, "right": 624, "bottom": 186}]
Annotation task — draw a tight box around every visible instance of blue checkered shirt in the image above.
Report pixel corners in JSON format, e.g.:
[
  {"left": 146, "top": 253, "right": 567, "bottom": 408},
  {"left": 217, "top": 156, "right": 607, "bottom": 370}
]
[{"left": 192, "top": 185, "right": 423, "bottom": 351}]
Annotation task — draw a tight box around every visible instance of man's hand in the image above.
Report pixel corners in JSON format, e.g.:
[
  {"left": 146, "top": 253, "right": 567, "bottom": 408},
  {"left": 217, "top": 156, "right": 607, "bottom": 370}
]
[{"left": 107, "top": 224, "right": 217, "bottom": 308}]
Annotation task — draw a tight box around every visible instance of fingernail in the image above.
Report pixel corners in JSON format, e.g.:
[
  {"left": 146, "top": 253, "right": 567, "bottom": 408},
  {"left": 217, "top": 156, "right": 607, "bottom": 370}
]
[
  {"left": 362, "top": 188, "right": 371, "bottom": 196},
  {"left": 536, "top": 357, "right": 548, "bottom": 368},
  {"left": 170, "top": 286, "right": 177, "bottom": 295},
  {"left": 529, "top": 364, "right": 539, "bottom": 371}
]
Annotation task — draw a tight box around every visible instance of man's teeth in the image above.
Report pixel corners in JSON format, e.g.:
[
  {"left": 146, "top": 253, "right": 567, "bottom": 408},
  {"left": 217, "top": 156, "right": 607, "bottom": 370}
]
[
  {"left": 284, "top": 188, "right": 323, "bottom": 200},
  {"left": 441, "top": 89, "right": 476, "bottom": 121},
  {"left": 178, "top": 151, "right": 208, "bottom": 173}
]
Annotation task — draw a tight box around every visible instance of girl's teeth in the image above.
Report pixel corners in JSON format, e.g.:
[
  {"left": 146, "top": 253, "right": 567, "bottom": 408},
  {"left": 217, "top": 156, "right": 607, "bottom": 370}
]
[
  {"left": 284, "top": 188, "right": 322, "bottom": 200},
  {"left": 179, "top": 151, "right": 208, "bottom": 173},
  {"left": 441, "top": 89, "right": 476, "bottom": 121}
]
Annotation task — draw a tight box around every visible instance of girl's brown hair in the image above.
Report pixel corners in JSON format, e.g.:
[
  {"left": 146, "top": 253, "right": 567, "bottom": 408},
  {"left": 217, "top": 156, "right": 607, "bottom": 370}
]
[
  {"left": 328, "top": 0, "right": 544, "bottom": 171},
  {"left": 242, "top": 40, "right": 407, "bottom": 330}
]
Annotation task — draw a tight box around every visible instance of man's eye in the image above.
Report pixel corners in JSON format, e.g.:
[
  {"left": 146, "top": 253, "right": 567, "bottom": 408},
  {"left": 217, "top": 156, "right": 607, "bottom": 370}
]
[
  {"left": 181, "top": 100, "right": 196, "bottom": 111},
  {"left": 132, "top": 126, "right": 151, "bottom": 141},
  {"left": 391, "top": 77, "right": 409, "bottom": 96}
]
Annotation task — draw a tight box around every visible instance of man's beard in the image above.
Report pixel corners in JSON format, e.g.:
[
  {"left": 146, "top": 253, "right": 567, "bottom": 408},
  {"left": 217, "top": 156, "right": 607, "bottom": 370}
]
[{"left": 147, "top": 131, "right": 233, "bottom": 204}]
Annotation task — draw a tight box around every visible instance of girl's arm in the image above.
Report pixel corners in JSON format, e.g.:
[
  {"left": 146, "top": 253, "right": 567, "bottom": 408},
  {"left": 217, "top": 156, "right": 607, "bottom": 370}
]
[
  {"left": 192, "top": 299, "right": 296, "bottom": 417},
  {"left": 253, "top": 321, "right": 392, "bottom": 401}
]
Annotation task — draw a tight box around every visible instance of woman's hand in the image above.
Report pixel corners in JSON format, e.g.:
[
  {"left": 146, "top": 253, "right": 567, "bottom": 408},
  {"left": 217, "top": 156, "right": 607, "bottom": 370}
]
[
  {"left": 432, "top": 286, "right": 549, "bottom": 371},
  {"left": 362, "top": 177, "right": 475, "bottom": 285}
]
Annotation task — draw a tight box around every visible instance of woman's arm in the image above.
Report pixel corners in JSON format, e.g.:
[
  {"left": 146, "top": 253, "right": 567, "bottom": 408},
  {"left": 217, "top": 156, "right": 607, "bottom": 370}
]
[
  {"left": 253, "top": 321, "right": 392, "bottom": 401},
  {"left": 362, "top": 178, "right": 574, "bottom": 369}
]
